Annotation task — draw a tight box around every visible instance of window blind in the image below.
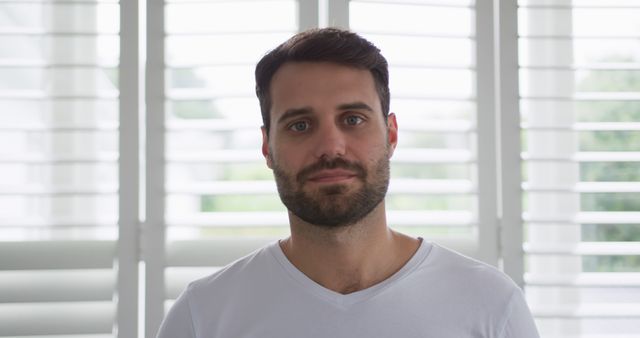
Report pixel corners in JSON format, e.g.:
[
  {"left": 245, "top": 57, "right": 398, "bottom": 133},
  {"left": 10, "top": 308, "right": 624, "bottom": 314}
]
[
  {"left": 0, "top": 0, "right": 123, "bottom": 337},
  {"left": 519, "top": 0, "right": 640, "bottom": 336},
  {"left": 155, "top": 0, "right": 300, "bottom": 325},
  {"left": 349, "top": 0, "right": 491, "bottom": 259}
]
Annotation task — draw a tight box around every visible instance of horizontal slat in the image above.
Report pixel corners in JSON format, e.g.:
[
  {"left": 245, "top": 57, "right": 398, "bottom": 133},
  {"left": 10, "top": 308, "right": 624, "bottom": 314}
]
[
  {"left": 388, "top": 210, "right": 474, "bottom": 226},
  {"left": 166, "top": 119, "right": 259, "bottom": 131},
  {"left": 393, "top": 148, "right": 474, "bottom": 163},
  {"left": 523, "top": 182, "right": 640, "bottom": 193},
  {"left": 355, "top": 30, "right": 474, "bottom": 39},
  {"left": 351, "top": 0, "right": 473, "bottom": 8},
  {"left": 531, "top": 303, "right": 640, "bottom": 318},
  {"left": 0, "top": 240, "right": 115, "bottom": 270},
  {"left": 574, "top": 122, "right": 640, "bottom": 131},
  {"left": 0, "top": 185, "right": 118, "bottom": 196},
  {"left": 167, "top": 150, "right": 262, "bottom": 163},
  {"left": 167, "top": 179, "right": 475, "bottom": 195},
  {"left": 391, "top": 179, "right": 475, "bottom": 193},
  {"left": 391, "top": 94, "right": 475, "bottom": 101},
  {"left": 167, "top": 60, "right": 256, "bottom": 68},
  {"left": 399, "top": 119, "right": 474, "bottom": 132},
  {"left": 167, "top": 210, "right": 474, "bottom": 227},
  {"left": 0, "top": 153, "right": 118, "bottom": 164},
  {"left": 525, "top": 211, "right": 640, "bottom": 224},
  {"left": 522, "top": 152, "right": 640, "bottom": 162},
  {"left": 524, "top": 242, "right": 640, "bottom": 255},
  {"left": 166, "top": 237, "right": 276, "bottom": 267},
  {"left": 521, "top": 92, "right": 640, "bottom": 101},
  {"left": 520, "top": 63, "right": 640, "bottom": 71},
  {"left": 0, "top": 60, "right": 118, "bottom": 68},
  {"left": 0, "top": 302, "right": 113, "bottom": 336},
  {"left": 163, "top": 0, "right": 296, "bottom": 3},
  {"left": 0, "top": 124, "right": 118, "bottom": 132},
  {"left": 168, "top": 180, "right": 274, "bottom": 194},
  {"left": 520, "top": 2, "right": 640, "bottom": 9},
  {"left": 0, "top": 0, "right": 118, "bottom": 4},
  {"left": 0, "top": 30, "right": 119, "bottom": 36},
  {"left": 165, "top": 29, "right": 293, "bottom": 36},
  {"left": 167, "top": 211, "right": 287, "bottom": 227},
  {"left": 0, "top": 90, "right": 118, "bottom": 100},
  {"left": 525, "top": 272, "right": 640, "bottom": 287},
  {"left": 0, "top": 218, "right": 116, "bottom": 227},
  {"left": 536, "top": 335, "right": 640, "bottom": 338},
  {"left": 0, "top": 269, "right": 114, "bottom": 302},
  {"left": 519, "top": 35, "right": 640, "bottom": 40},
  {"left": 389, "top": 63, "right": 475, "bottom": 70},
  {"left": 522, "top": 122, "right": 640, "bottom": 131},
  {"left": 0, "top": 335, "right": 112, "bottom": 338}
]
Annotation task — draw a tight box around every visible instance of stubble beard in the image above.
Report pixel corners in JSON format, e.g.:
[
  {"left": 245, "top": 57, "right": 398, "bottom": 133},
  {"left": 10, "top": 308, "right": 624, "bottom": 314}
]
[{"left": 271, "top": 149, "right": 390, "bottom": 228}]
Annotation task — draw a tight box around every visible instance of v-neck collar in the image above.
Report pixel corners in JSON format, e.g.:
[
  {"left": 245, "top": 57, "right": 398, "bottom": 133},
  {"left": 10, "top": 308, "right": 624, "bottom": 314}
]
[{"left": 269, "top": 237, "right": 432, "bottom": 309}]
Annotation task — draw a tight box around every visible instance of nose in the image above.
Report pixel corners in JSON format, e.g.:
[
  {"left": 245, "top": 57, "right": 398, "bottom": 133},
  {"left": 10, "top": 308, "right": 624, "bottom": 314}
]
[{"left": 313, "top": 122, "right": 346, "bottom": 160}]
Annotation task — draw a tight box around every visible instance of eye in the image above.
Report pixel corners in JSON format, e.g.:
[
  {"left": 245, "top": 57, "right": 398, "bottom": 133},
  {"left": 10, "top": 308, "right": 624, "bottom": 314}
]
[
  {"left": 288, "top": 121, "right": 309, "bottom": 132},
  {"left": 344, "top": 115, "right": 364, "bottom": 126}
]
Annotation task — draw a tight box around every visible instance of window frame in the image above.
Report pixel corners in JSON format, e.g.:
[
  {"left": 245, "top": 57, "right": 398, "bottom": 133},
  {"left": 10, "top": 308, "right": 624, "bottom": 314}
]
[{"left": 5, "top": 1, "right": 639, "bottom": 337}]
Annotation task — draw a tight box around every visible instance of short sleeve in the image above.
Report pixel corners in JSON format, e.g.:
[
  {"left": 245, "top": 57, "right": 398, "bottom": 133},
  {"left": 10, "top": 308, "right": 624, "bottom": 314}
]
[
  {"left": 156, "top": 287, "right": 197, "bottom": 338},
  {"left": 498, "top": 288, "right": 540, "bottom": 338}
]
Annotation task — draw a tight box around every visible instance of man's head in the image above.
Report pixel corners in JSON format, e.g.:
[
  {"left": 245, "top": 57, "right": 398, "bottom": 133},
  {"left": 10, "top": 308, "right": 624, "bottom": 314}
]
[
  {"left": 255, "top": 29, "right": 397, "bottom": 228},
  {"left": 255, "top": 28, "right": 390, "bottom": 136}
]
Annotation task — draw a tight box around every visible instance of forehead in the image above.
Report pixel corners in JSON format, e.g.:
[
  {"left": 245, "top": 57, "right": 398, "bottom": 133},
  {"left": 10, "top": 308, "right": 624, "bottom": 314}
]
[{"left": 269, "top": 62, "right": 381, "bottom": 119}]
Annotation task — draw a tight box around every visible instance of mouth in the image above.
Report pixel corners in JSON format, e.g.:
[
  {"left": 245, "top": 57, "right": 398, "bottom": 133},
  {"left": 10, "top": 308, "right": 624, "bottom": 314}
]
[{"left": 307, "top": 169, "right": 358, "bottom": 183}]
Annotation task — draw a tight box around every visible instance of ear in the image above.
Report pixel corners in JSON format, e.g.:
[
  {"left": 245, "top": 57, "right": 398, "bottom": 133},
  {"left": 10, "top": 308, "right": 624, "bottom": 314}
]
[
  {"left": 386, "top": 113, "right": 398, "bottom": 157},
  {"left": 261, "top": 126, "right": 273, "bottom": 169}
]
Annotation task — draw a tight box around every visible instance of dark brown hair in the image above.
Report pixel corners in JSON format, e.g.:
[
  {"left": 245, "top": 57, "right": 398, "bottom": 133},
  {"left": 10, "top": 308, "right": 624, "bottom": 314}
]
[{"left": 255, "top": 28, "right": 390, "bottom": 134}]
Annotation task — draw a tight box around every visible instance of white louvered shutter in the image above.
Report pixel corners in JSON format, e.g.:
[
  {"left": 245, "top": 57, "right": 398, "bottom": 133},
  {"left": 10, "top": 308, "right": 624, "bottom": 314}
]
[
  {"left": 348, "top": 0, "right": 497, "bottom": 261},
  {"left": 0, "top": 1, "right": 133, "bottom": 337},
  {"left": 143, "top": 1, "right": 302, "bottom": 334},
  {"left": 519, "top": 0, "right": 640, "bottom": 336}
]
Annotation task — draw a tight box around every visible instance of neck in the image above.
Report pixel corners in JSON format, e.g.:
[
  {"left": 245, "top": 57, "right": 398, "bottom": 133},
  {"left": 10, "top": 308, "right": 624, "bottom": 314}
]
[{"left": 280, "top": 202, "right": 420, "bottom": 294}]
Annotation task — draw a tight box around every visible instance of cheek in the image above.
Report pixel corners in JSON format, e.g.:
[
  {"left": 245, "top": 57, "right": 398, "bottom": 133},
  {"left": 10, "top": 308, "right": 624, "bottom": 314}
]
[
  {"left": 353, "top": 137, "right": 387, "bottom": 160},
  {"left": 270, "top": 145, "right": 304, "bottom": 171},
  {"left": 278, "top": 134, "right": 314, "bottom": 155}
]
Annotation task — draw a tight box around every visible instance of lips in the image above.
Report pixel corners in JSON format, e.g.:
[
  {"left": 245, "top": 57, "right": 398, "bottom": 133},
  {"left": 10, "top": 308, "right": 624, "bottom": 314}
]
[{"left": 307, "top": 169, "right": 358, "bottom": 183}]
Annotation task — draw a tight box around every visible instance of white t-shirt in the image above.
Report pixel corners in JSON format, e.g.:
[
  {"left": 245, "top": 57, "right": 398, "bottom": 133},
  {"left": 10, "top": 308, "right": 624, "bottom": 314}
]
[{"left": 157, "top": 240, "right": 539, "bottom": 338}]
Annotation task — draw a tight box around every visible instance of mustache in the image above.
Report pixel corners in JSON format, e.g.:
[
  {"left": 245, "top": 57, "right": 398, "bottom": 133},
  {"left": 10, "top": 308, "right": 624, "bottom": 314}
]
[{"left": 296, "top": 158, "right": 367, "bottom": 183}]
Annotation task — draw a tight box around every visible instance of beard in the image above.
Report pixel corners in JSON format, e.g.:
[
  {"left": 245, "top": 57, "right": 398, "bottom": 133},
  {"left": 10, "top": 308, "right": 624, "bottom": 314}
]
[{"left": 271, "top": 149, "right": 390, "bottom": 228}]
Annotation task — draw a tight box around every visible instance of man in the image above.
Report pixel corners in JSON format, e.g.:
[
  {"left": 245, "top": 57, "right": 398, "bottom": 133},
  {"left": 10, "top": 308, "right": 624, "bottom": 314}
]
[{"left": 157, "top": 28, "right": 539, "bottom": 338}]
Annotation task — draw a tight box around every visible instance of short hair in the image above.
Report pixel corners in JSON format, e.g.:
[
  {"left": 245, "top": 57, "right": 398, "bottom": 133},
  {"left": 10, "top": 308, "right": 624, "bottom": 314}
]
[{"left": 255, "top": 28, "right": 390, "bottom": 134}]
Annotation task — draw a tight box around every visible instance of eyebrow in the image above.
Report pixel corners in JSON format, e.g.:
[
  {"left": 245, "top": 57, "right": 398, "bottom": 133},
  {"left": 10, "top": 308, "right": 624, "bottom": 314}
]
[
  {"left": 337, "top": 102, "right": 374, "bottom": 112},
  {"left": 276, "top": 106, "right": 314, "bottom": 125}
]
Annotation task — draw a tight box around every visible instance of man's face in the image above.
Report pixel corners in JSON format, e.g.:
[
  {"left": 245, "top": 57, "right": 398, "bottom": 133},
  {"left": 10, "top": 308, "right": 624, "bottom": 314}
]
[{"left": 261, "top": 62, "right": 398, "bottom": 228}]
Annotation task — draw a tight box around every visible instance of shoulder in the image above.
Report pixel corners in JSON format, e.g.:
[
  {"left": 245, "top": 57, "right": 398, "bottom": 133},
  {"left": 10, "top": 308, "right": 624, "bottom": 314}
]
[
  {"left": 158, "top": 241, "right": 289, "bottom": 336},
  {"left": 424, "top": 243, "right": 519, "bottom": 292},
  {"left": 186, "top": 241, "right": 279, "bottom": 298},
  {"left": 412, "top": 243, "right": 538, "bottom": 336},
  {"left": 158, "top": 242, "right": 282, "bottom": 336},
  {"left": 412, "top": 242, "right": 524, "bottom": 316}
]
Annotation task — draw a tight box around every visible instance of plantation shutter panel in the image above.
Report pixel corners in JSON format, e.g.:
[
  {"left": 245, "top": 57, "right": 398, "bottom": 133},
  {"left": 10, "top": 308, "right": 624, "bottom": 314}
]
[
  {"left": 144, "top": 1, "right": 303, "bottom": 336},
  {"left": 0, "top": 1, "right": 139, "bottom": 337},
  {"left": 346, "top": 0, "right": 499, "bottom": 262},
  {"left": 518, "top": 0, "right": 640, "bottom": 336}
]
